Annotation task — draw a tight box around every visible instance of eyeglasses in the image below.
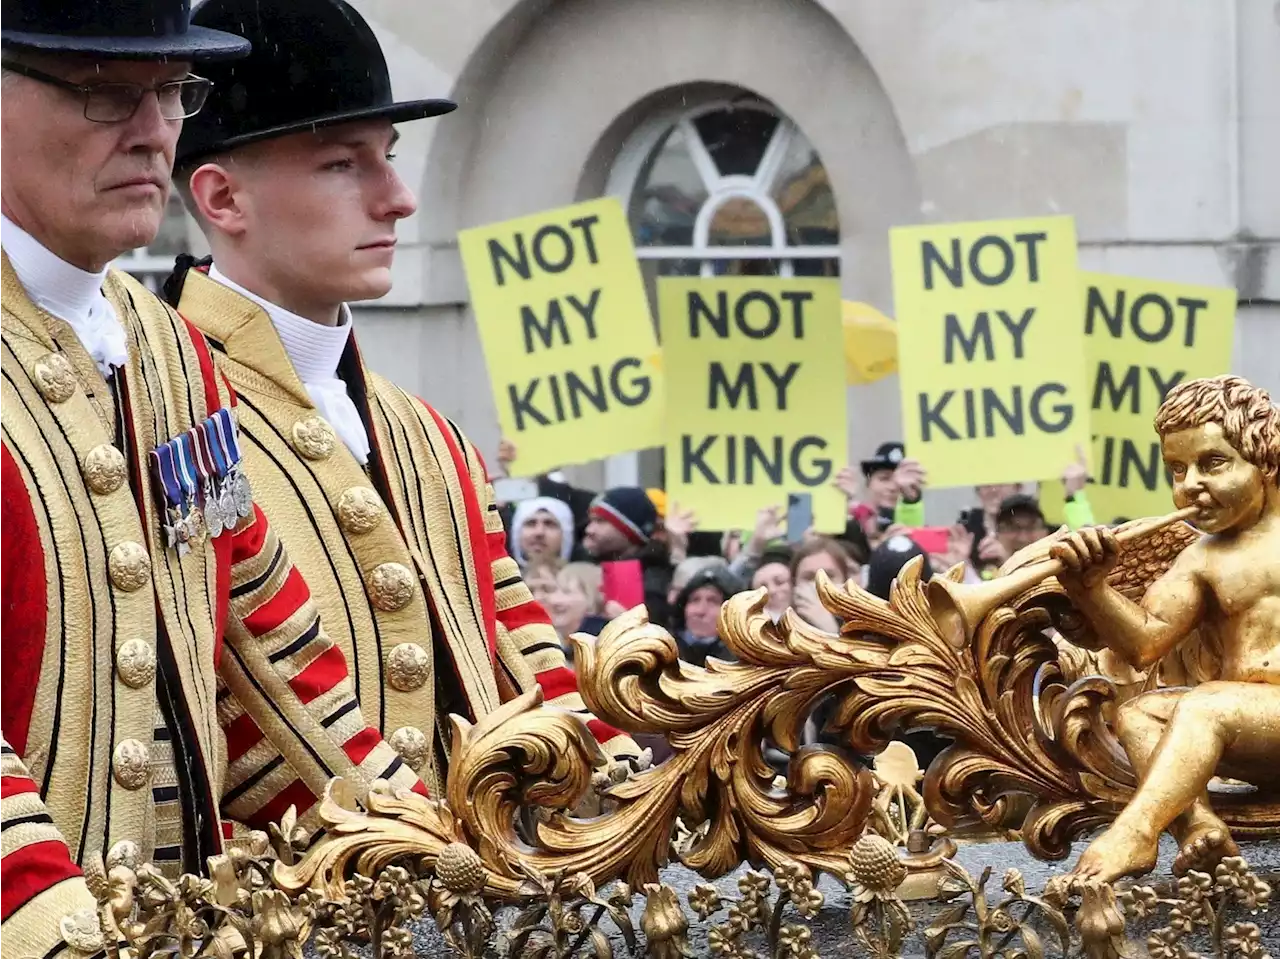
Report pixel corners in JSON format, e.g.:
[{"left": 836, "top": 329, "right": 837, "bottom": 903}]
[{"left": 1, "top": 59, "right": 212, "bottom": 123}]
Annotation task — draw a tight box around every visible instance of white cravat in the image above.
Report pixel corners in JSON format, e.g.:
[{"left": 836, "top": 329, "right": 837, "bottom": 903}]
[
  {"left": 1, "top": 215, "right": 129, "bottom": 376},
  {"left": 208, "top": 264, "right": 370, "bottom": 464}
]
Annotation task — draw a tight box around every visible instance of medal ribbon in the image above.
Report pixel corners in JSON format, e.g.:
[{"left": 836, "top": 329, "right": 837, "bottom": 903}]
[
  {"left": 187, "top": 425, "right": 215, "bottom": 495},
  {"left": 150, "top": 443, "right": 184, "bottom": 511},
  {"left": 174, "top": 432, "right": 199, "bottom": 512},
  {"left": 202, "top": 415, "right": 231, "bottom": 481},
  {"left": 214, "top": 408, "right": 244, "bottom": 469}
]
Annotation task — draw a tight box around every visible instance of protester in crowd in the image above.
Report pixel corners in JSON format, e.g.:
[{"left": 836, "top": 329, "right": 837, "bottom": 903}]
[
  {"left": 749, "top": 547, "right": 795, "bottom": 622},
  {"left": 523, "top": 558, "right": 564, "bottom": 610},
  {"left": 584, "top": 486, "right": 675, "bottom": 626},
  {"left": 791, "top": 535, "right": 859, "bottom": 588},
  {"left": 866, "top": 533, "right": 935, "bottom": 599},
  {"left": 788, "top": 537, "right": 859, "bottom": 633},
  {"left": 667, "top": 555, "right": 731, "bottom": 610},
  {"left": 849, "top": 442, "right": 927, "bottom": 548},
  {"left": 510, "top": 496, "right": 576, "bottom": 568},
  {"left": 726, "top": 504, "right": 786, "bottom": 583},
  {"left": 993, "top": 494, "right": 1051, "bottom": 563},
  {"left": 670, "top": 566, "right": 744, "bottom": 667},
  {"left": 548, "top": 562, "right": 609, "bottom": 658},
  {"left": 956, "top": 447, "right": 1094, "bottom": 575},
  {"left": 494, "top": 438, "right": 595, "bottom": 543}
]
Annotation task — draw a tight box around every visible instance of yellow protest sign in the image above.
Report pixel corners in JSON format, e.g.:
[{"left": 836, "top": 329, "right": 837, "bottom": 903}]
[
  {"left": 889, "top": 216, "right": 1090, "bottom": 487},
  {"left": 458, "top": 197, "right": 663, "bottom": 477},
  {"left": 1082, "top": 272, "right": 1236, "bottom": 522},
  {"left": 658, "top": 277, "right": 847, "bottom": 532}
]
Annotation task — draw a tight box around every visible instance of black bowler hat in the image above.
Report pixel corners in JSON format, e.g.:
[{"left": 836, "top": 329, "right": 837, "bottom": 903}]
[
  {"left": 176, "top": 0, "right": 455, "bottom": 166},
  {"left": 860, "top": 441, "right": 905, "bottom": 477},
  {"left": 1, "top": 0, "right": 249, "bottom": 61}
]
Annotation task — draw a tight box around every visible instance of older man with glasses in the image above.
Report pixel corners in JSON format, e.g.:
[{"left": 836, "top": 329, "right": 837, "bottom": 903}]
[{"left": 1, "top": 4, "right": 423, "bottom": 953}]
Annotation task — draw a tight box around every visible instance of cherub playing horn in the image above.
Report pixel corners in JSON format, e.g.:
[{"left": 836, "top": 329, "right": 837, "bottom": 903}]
[{"left": 1050, "top": 375, "right": 1280, "bottom": 882}]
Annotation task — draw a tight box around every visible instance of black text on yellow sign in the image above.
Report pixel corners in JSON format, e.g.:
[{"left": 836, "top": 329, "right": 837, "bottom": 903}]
[
  {"left": 459, "top": 198, "right": 663, "bottom": 476},
  {"left": 890, "top": 216, "right": 1090, "bottom": 487},
  {"left": 659, "top": 277, "right": 847, "bottom": 531},
  {"left": 1080, "top": 272, "right": 1235, "bottom": 521}
]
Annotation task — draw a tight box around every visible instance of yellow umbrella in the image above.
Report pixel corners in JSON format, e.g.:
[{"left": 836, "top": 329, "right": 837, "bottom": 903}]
[{"left": 842, "top": 300, "right": 898, "bottom": 385}]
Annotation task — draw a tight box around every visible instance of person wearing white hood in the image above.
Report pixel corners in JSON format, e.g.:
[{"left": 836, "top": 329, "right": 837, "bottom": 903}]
[{"left": 510, "top": 496, "right": 577, "bottom": 569}]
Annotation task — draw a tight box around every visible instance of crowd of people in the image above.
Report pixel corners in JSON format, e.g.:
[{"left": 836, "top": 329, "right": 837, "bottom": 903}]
[{"left": 494, "top": 438, "right": 1101, "bottom": 666}]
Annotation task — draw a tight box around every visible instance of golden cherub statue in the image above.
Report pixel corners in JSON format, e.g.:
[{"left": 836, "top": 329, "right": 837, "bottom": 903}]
[{"left": 1049, "top": 375, "right": 1280, "bottom": 882}]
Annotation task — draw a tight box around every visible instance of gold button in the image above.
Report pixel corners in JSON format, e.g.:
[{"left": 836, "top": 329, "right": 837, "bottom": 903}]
[
  {"left": 32, "top": 352, "right": 77, "bottom": 403},
  {"left": 386, "top": 642, "right": 430, "bottom": 692},
  {"left": 106, "top": 839, "right": 141, "bottom": 871},
  {"left": 83, "top": 444, "right": 127, "bottom": 495},
  {"left": 388, "top": 726, "right": 430, "bottom": 769},
  {"left": 116, "top": 639, "right": 156, "bottom": 688},
  {"left": 291, "top": 415, "right": 337, "bottom": 460},
  {"left": 60, "top": 908, "right": 105, "bottom": 954},
  {"left": 368, "top": 562, "right": 414, "bottom": 611},
  {"left": 112, "top": 739, "right": 151, "bottom": 790},
  {"left": 336, "top": 486, "right": 384, "bottom": 534},
  {"left": 108, "top": 542, "right": 151, "bottom": 592}
]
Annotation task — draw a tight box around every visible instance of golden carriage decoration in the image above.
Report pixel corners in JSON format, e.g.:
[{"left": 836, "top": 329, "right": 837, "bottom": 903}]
[{"left": 94, "top": 502, "right": 1280, "bottom": 957}]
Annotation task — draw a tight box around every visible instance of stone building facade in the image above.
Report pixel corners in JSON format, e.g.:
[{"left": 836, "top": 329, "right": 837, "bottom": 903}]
[{"left": 144, "top": 0, "right": 1278, "bottom": 515}]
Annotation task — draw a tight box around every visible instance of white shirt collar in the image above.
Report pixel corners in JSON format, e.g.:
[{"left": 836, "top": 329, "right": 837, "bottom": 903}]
[
  {"left": 206, "top": 263, "right": 370, "bottom": 464},
  {"left": 1, "top": 214, "right": 128, "bottom": 375},
  {"left": 207, "top": 263, "right": 353, "bottom": 382}
]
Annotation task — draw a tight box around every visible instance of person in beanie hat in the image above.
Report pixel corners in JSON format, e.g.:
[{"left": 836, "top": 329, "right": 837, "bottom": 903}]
[
  {"left": 585, "top": 486, "right": 660, "bottom": 558},
  {"left": 163, "top": 0, "right": 639, "bottom": 790},
  {"left": 2, "top": 0, "right": 425, "bottom": 949},
  {"left": 584, "top": 485, "right": 677, "bottom": 627}
]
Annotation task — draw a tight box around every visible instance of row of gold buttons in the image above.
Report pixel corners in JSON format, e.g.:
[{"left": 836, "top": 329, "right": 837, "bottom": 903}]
[
  {"left": 37, "top": 352, "right": 160, "bottom": 793},
  {"left": 309, "top": 422, "right": 430, "bottom": 770}
]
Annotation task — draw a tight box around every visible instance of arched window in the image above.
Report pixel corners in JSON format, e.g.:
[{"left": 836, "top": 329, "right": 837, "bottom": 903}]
[{"left": 626, "top": 99, "right": 840, "bottom": 284}]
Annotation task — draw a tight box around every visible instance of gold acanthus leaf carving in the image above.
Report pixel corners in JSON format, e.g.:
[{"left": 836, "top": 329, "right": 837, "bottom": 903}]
[
  {"left": 570, "top": 600, "right": 875, "bottom": 886},
  {"left": 276, "top": 599, "right": 877, "bottom": 898},
  {"left": 273, "top": 687, "right": 605, "bottom": 900}
]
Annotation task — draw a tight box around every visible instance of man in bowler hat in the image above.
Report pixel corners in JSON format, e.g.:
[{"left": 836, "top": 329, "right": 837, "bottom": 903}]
[
  {"left": 164, "top": 0, "right": 640, "bottom": 791},
  {"left": 2, "top": 3, "right": 424, "bottom": 951}
]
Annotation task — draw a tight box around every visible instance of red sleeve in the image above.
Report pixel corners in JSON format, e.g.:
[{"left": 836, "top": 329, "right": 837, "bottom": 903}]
[{"left": 2, "top": 444, "right": 47, "bottom": 757}]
